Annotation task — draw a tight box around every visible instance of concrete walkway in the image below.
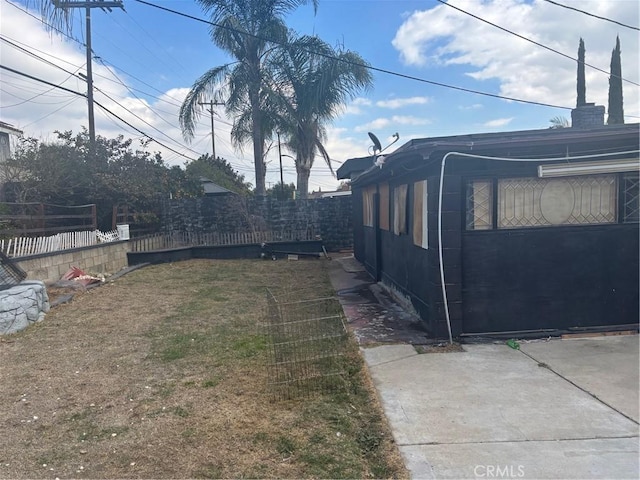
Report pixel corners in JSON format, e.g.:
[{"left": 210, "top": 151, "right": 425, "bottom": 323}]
[{"left": 328, "top": 256, "right": 640, "bottom": 479}]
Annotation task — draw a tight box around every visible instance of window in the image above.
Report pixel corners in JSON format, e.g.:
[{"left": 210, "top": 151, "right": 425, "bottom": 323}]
[
  {"left": 623, "top": 174, "right": 639, "bottom": 223},
  {"left": 467, "top": 174, "right": 622, "bottom": 230},
  {"left": 379, "top": 182, "right": 390, "bottom": 231},
  {"left": 413, "top": 180, "right": 428, "bottom": 248},
  {"left": 498, "top": 176, "right": 616, "bottom": 228},
  {"left": 362, "top": 186, "right": 375, "bottom": 227},
  {"left": 466, "top": 179, "right": 493, "bottom": 230},
  {"left": 393, "top": 184, "right": 408, "bottom": 235}
]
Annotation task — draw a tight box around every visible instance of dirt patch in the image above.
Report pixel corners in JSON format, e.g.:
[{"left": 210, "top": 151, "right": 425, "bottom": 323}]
[{"left": 0, "top": 259, "right": 408, "bottom": 479}]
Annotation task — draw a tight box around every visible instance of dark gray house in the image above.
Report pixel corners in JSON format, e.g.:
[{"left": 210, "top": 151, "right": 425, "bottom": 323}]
[{"left": 345, "top": 123, "right": 639, "bottom": 339}]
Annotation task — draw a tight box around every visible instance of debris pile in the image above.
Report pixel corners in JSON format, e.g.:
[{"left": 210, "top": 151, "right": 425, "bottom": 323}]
[{"left": 60, "top": 267, "right": 105, "bottom": 287}]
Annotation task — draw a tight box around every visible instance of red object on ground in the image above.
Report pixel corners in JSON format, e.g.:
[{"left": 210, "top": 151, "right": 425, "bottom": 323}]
[{"left": 60, "top": 266, "right": 101, "bottom": 286}]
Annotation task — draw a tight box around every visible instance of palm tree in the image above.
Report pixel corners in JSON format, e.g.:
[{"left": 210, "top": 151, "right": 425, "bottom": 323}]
[
  {"left": 179, "top": 0, "right": 317, "bottom": 196},
  {"left": 549, "top": 116, "right": 570, "bottom": 129},
  {"left": 267, "top": 35, "right": 373, "bottom": 198}
]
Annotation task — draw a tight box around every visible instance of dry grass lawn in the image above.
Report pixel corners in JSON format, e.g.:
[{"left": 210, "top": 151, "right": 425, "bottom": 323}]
[{"left": 0, "top": 259, "right": 408, "bottom": 479}]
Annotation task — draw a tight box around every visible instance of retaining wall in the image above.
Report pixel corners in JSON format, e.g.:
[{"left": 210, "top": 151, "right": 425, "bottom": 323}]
[
  {"left": 14, "top": 241, "right": 130, "bottom": 284},
  {"left": 127, "top": 240, "right": 325, "bottom": 265}
]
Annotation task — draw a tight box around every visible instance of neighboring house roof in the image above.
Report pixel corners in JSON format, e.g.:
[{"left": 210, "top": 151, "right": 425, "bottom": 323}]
[
  {"left": 0, "top": 121, "right": 23, "bottom": 136},
  {"left": 320, "top": 190, "right": 351, "bottom": 198},
  {"left": 200, "top": 177, "right": 236, "bottom": 196},
  {"left": 353, "top": 123, "right": 640, "bottom": 186},
  {"left": 308, "top": 189, "right": 352, "bottom": 199},
  {"left": 336, "top": 156, "right": 375, "bottom": 180}
]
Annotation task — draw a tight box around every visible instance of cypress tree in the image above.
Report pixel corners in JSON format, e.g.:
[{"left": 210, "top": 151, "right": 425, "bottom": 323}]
[
  {"left": 577, "top": 38, "right": 586, "bottom": 107},
  {"left": 607, "top": 36, "right": 624, "bottom": 125}
]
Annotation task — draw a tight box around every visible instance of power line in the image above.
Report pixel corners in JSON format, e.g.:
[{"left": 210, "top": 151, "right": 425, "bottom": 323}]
[
  {"left": 0, "top": 35, "right": 82, "bottom": 75},
  {"left": 23, "top": 97, "right": 81, "bottom": 128},
  {"left": 543, "top": 0, "right": 639, "bottom": 31},
  {"left": 133, "top": 0, "right": 640, "bottom": 107},
  {"left": 198, "top": 100, "right": 225, "bottom": 159},
  {"left": 436, "top": 0, "right": 639, "bottom": 87},
  {"left": 132, "top": 0, "right": 574, "bottom": 111},
  {"left": 2, "top": 0, "right": 84, "bottom": 44},
  {"left": 4, "top": 1, "right": 220, "bottom": 139},
  {"left": 120, "top": 8, "right": 193, "bottom": 83},
  {"left": 94, "top": 86, "right": 205, "bottom": 157},
  {"left": 0, "top": 11, "right": 252, "bottom": 170},
  {"left": 1, "top": 34, "right": 208, "bottom": 158},
  {"left": 50, "top": 0, "right": 125, "bottom": 146},
  {"left": 1, "top": 77, "right": 77, "bottom": 107},
  {"left": 0, "top": 64, "right": 198, "bottom": 162}
]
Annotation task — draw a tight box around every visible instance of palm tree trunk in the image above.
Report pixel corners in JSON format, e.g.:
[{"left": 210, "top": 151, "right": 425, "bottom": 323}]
[
  {"left": 296, "top": 164, "right": 310, "bottom": 199},
  {"left": 251, "top": 100, "right": 266, "bottom": 196}
]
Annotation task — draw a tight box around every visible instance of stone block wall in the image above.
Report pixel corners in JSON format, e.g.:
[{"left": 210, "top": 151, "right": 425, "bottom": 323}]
[
  {"left": 14, "top": 241, "right": 130, "bottom": 284},
  {"left": 161, "top": 195, "right": 353, "bottom": 252}
]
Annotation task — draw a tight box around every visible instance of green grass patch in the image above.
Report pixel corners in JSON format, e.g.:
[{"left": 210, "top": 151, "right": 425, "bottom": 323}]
[
  {"left": 172, "top": 405, "right": 190, "bottom": 418},
  {"left": 275, "top": 435, "right": 298, "bottom": 455},
  {"left": 231, "top": 334, "right": 267, "bottom": 358},
  {"left": 201, "top": 377, "right": 220, "bottom": 388},
  {"left": 193, "top": 462, "right": 223, "bottom": 479},
  {"left": 50, "top": 259, "right": 407, "bottom": 478},
  {"left": 159, "top": 333, "right": 205, "bottom": 361}
]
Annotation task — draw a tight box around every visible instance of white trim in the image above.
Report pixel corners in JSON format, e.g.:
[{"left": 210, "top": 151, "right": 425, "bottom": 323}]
[{"left": 538, "top": 158, "right": 639, "bottom": 178}]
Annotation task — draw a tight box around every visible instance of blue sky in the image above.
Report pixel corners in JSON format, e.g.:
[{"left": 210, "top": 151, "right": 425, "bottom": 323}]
[{"left": 1, "top": 0, "right": 638, "bottom": 192}]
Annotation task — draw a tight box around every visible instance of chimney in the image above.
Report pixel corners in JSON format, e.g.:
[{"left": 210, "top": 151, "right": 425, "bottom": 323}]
[{"left": 571, "top": 103, "right": 605, "bottom": 128}]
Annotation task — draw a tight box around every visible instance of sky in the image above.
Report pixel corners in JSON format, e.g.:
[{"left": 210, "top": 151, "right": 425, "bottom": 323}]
[{"left": 1, "top": 0, "right": 638, "bottom": 193}]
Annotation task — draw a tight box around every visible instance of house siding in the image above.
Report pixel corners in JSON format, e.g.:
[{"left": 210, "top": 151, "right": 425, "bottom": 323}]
[
  {"left": 351, "top": 125, "right": 640, "bottom": 339},
  {"left": 354, "top": 175, "right": 452, "bottom": 338},
  {"left": 461, "top": 224, "right": 639, "bottom": 333}
]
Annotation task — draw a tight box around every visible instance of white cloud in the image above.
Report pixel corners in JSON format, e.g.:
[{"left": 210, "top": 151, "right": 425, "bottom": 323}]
[
  {"left": 0, "top": 4, "right": 251, "bottom": 171},
  {"left": 342, "top": 97, "right": 373, "bottom": 115},
  {"left": 459, "top": 103, "right": 484, "bottom": 110},
  {"left": 376, "top": 96, "right": 431, "bottom": 109},
  {"left": 355, "top": 115, "right": 431, "bottom": 132},
  {"left": 483, "top": 117, "right": 514, "bottom": 128},
  {"left": 352, "top": 97, "right": 372, "bottom": 106},
  {"left": 391, "top": 0, "right": 639, "bottom": 119}
]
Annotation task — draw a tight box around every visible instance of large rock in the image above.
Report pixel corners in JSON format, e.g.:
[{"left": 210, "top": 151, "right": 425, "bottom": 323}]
[{"left": 0, "top": 281, "right": 50, "bottom": 335}]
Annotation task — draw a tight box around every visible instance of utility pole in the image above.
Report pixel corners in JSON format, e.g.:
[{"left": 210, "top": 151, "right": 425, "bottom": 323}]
[
  {"left": 53, "top": 1, "right": 123, "bottom": 147},
  {"left": 277, "top": 132, "right": 284, "bottom": 199},
  {"left": 198, "top": 100, "right": 225, "bottom": 160}
]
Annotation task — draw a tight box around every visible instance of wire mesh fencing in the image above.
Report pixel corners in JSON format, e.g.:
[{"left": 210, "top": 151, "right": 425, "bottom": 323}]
[{"left": 263, "top": 287, "right": 350, "bottom": 401}]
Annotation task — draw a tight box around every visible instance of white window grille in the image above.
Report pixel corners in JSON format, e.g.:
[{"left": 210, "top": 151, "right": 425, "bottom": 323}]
[
  {"left": 497, "top": 175, "right": 617, "bottom": 228},
  {"left": 623, "top": 174, "right": 639, "bottom": 223},
  {"left": 466, "top": 179, "right": 493, "bottom": 230}
]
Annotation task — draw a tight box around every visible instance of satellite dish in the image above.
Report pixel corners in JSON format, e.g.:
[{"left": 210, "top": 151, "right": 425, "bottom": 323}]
[{"left": 368, "top": 132, "right": 382, "bottom": 153}]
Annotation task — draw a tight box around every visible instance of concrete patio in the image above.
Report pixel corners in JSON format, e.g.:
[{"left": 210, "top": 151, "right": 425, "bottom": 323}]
[
  {"left": 362, "top": 337, "right": 638, "bottom": 479},
  {"left": 328, "top": 255, "right": 640, "bottom": 479}
]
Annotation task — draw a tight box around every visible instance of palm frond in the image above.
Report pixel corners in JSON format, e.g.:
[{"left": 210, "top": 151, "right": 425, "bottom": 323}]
[
  {"left": 179, "top": 65, "right": 230, "bottom": 141},
  {"left": 263, "top": 31, "right": 372, "bottom": 191},
  {"left": 24, "top": 0, "right": 75, "bottom": 35}
]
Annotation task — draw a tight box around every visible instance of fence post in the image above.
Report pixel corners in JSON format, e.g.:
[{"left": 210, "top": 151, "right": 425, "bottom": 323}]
[
  {"left": 38, "top": 203, "right": 45, "bottom": 233},
  {"left": 91, "top": 204, "right": 97, "bottom": 230}
]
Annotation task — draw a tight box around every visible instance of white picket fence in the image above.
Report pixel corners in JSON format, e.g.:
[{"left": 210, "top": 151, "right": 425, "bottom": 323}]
[{"left": 0, "top": 229, "right": 121, "bottom": 258}]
